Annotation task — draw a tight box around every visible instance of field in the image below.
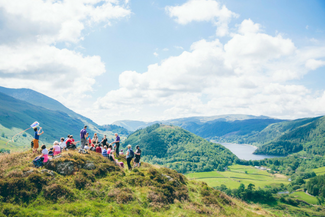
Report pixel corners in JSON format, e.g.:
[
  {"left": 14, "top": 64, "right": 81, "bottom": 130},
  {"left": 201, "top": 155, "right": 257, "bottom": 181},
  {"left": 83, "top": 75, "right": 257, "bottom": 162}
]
[
  {"left": 312, "top": 166, "right": 325, "bottom": 176},
  {"left": 186, "top": 164, "right": 289, "bottom": 189},
  {"left": 290, "top": 192, "right": 318, "bottom": 205}
]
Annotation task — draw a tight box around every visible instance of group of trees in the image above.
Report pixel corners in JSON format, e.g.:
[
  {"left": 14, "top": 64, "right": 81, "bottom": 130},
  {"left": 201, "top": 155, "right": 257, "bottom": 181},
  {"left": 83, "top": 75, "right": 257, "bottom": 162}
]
[
  {"left": 306, "top": 175, "right": 325, "bottom": 197},
  {"left": 215, "top": 183, "right": 276, "bottom": 204}
]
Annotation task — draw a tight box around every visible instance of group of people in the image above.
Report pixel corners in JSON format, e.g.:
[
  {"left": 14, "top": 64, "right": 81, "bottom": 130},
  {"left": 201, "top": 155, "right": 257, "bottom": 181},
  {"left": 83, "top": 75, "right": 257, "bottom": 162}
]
[{"left": 32, "top": 125, "right": 142, "bottom": 170}]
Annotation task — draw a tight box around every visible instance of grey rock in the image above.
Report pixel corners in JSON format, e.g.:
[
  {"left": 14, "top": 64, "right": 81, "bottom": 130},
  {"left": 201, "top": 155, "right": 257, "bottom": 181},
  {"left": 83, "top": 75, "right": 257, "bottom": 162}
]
[
  {"left": 56, "top": 161, "right": 74, "bottom": 175},
  {"left": 23, "top": 169, "right": 36, "bottom": 177},
  {"left": 162, "top": 174, "right": 172, "bottom": 180},
  {"left": 41, "top": 169, "right": 55, "bottom": 177},
  {"left": 83, "top": 162, "right": 96, "bottom": 170},
  {"left": 52, "top": 155, "right": 62, "bottom": 160}
]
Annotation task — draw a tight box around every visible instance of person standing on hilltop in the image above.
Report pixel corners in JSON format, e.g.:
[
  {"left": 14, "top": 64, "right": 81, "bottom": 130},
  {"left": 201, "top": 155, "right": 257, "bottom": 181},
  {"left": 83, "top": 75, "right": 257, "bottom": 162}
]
[
  {"left": 134, "top": 145, "right": 141, "bottom": 168},
  {"left": 126, "top": 145, "right": 134, "bottom": 170},
  {"left": 111, "top": 133, "right": 120, "bottom": 157},
  {"left": 33, "top": 127, "right": 44, "bottom": 153},
  {"left": 80, "top": 125, "right": 87, "bottom": 151}
]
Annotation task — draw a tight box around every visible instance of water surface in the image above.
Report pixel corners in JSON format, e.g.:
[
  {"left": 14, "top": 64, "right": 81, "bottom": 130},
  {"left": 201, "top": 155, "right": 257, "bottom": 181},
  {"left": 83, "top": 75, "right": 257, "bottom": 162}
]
[{"left": 217, "top": 142, "right": 282, "bottom": 161}]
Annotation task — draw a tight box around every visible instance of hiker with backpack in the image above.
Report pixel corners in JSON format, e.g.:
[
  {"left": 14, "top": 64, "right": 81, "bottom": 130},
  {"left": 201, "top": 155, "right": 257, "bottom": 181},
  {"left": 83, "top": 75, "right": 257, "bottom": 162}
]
[
  {"left": 33, "top": 127, "right": 44, "bottom": 153},
  {"left": 134, "top": 145, "right": 141, "bottom": 168},
  {"left": 126, "top": 145, "right": 134, "bottom": 170}
]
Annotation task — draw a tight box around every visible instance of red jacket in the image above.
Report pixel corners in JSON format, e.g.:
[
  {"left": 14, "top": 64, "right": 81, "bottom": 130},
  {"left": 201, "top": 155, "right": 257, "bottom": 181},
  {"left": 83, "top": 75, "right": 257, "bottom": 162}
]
[{"left": 96, "top": 147, "right": 102, "bottom": 153}]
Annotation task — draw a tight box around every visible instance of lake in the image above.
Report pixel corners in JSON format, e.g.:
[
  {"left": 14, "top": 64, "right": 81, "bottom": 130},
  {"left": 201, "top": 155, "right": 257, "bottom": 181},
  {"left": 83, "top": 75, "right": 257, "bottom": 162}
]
[{"left": 217, "top": 142, "right": 282, "bottom": 161}]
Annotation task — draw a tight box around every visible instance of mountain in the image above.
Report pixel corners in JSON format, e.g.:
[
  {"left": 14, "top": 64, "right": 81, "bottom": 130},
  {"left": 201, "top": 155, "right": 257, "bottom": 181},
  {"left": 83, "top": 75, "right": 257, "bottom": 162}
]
[
  {"left": 0, "top": 86, "right": 97, "bottom": 126},
  {"left": 123, "top": 123, "right": 237, "bottom": 173},
  {"left": 113, "top": 114, "right": 273, "bottom": 131},
  {"left": 112, "top": 120, "right": 156, "bottom": 132},
  {"left": 0, "top": 150, "right": 272, "bottom": 216},
  {"left": 0, "top": 87, "right": 129, "bottom": 146},
  {"left": 0, "top": 91, "right": 87, "bottom": 145},
  {"left": 114, "top": 115, "right": 284, "bottom": 146},
  {"left": 253, "top": 116, "right": 325, "bottom": 156}
]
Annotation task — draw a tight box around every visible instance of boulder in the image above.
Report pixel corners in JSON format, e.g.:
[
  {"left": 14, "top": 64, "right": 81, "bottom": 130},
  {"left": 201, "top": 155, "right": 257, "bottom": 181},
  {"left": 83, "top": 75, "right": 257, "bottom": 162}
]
[
  {"left": 56, "top": 161, "right": 75, "bottom": 175},
  {"left": 23, "top": 169, "right": 36, "bottom": 177},
  {"left": 41, "top": 169, "right": 55, "bottom": 177},
  {"left": 83, "top": 162, "right": 96, "bottom": 170}
]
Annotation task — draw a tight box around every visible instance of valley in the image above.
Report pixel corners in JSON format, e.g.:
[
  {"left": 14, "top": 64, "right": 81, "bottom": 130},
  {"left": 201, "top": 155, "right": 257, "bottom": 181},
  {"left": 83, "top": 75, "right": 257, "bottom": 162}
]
[{"left": 186, "top": 164, "right": 289, "bottom": 189}]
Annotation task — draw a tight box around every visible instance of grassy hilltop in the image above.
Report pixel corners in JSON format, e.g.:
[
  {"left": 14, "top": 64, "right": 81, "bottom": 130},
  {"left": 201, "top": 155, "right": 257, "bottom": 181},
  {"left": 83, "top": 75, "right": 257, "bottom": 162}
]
[{"left": 0, "top": 150, "right": 272, "bottom": 217}]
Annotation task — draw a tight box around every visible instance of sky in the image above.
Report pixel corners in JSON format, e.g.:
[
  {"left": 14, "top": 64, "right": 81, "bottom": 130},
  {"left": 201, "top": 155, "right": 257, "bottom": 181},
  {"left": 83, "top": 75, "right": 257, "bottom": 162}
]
[{"left": 0, "top": 0, "right": 325, "bottom": 124}]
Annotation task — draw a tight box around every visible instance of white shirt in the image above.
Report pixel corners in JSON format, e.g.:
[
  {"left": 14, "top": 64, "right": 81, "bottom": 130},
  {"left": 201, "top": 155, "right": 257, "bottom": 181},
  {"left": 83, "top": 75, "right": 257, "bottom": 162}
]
[
  {"left": 59, "top": 142, "right": 66, "bottom": 149},
  {"left": 42, "top": 149, "right": 48, "bottom": 155}
]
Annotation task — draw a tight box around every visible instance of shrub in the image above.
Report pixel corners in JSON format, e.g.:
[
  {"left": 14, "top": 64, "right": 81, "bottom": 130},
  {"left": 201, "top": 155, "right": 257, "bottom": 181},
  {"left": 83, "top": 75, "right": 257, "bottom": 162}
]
[
  {"left": 43, "top": 184, "right": 74, "bottom": 202},
  {"left": 74, "top": 176, "right": 87, "bottom": 189}
]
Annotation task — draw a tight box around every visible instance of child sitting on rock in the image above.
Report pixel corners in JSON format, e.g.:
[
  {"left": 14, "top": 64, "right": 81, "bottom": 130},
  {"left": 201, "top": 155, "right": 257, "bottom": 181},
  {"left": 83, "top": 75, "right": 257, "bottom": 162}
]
[{"left": 40, "top": 145, "right": 49, "bottom": 163}]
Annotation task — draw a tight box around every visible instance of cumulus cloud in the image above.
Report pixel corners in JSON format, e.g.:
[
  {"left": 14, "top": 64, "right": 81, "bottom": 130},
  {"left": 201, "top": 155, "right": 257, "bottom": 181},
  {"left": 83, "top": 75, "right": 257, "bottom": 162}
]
[
  {"left": 0, "top": 0, "right": 130, "bottom": 108},
  {"left": 153, "top": 52, "right": 159, "bottom": 57},
  {"left": 165, "top": 0, "right": 238, "bottom": 36},
  {"left": 94, "top": 19, "right": 325, "bottom": 123}
]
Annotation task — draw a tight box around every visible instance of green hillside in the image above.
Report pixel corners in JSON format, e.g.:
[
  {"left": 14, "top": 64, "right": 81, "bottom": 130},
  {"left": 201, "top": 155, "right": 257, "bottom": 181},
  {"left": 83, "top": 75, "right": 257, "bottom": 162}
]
[
  {"left": 254, "top": 116, "right": 325, "bottom": 156},
  {"left": 0, "top": 150, "right": 273, "bottom": 217},
  {"left": 0, "top": 86, "right": 96, "bottom": 125},
  {"left": 123, "top": 124, "right": 237, "bottom": 173},
  {"left": 0, "top": 92, "right": 88, "bottom": 145},
  {"left": 0, "top": 86, "right": 129, "bottom": 138}
]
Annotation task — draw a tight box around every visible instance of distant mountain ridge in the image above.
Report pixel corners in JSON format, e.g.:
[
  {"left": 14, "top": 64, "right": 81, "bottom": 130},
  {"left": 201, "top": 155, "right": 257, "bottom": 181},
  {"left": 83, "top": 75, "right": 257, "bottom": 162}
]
[
  {"left": 0, "top": 86, "right": 97, "bottom": 126},
  {"left": 0, "top": 87, "right": 129, "bottom": 148},
  {"left": 0, "top": 91, "right": 85, "bottom": 144},
  {"left": 114, "top": 115, "right": 284, "bottom": 143}
]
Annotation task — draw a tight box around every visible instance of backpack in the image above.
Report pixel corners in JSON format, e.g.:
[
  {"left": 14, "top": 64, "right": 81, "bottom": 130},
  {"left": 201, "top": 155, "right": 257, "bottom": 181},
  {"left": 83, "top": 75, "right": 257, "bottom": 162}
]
[
  {"left": 129, "top": 149, "right": 134, "bottom": 158},
  {"left": 32, "top": 156, "right": 44, "bottom": 168},
  {"left": 108, "top": 154, "right": 114, "bottom": 162}
]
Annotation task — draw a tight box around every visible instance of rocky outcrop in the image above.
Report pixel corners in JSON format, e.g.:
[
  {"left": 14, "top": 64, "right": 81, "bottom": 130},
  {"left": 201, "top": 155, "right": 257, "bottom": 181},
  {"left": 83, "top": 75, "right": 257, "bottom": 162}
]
[
  {"left": 83, "top": 162, "right": 96, "bottom": 170},
  {"left": 56, "top": 161, "right": 74, "bottom": 175}
]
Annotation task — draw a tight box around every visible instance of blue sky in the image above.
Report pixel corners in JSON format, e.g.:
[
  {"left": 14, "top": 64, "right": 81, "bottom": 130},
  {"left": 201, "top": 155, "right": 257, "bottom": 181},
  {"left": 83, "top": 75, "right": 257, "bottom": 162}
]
[
  {"left": 0, "top": 0, "right": 324, "bottom": 124},
  {"left": 82, "top": 0, "right": 325, "bottom": 90}
]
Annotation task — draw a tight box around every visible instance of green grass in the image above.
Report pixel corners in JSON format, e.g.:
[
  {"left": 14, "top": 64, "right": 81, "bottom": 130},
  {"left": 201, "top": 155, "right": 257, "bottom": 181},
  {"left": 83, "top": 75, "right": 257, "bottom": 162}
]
[
  {"left": 186, "top": 164, "right": 289, "bottom": 189},
  {"left": 290, "top": 192, "right": 318, "bottom": 205},
  {"left": 312, "top": 166, "right": 325, "bottom": 176},
  {"left": 0, "top": 150, "right": 274, "bottom": 217}
]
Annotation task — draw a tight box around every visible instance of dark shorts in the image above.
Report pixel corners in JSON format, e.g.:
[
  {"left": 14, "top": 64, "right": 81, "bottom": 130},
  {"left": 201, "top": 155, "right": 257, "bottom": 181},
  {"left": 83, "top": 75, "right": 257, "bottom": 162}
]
[{"left": 134, "top": 157, "right": 140, "bottom": 163}]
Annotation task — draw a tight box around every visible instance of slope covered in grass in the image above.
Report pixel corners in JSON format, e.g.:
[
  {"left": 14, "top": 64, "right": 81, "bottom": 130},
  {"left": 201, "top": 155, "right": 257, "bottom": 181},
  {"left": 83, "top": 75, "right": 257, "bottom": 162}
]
[
  {"left": 0, "top": 150, "right": 272, "bottom": 217},
  {"left": 254, "top": 116, "right": 325, "bottom": 156},
  {"left": 123, "top": 124, "right": 237, "bottom": 173}
]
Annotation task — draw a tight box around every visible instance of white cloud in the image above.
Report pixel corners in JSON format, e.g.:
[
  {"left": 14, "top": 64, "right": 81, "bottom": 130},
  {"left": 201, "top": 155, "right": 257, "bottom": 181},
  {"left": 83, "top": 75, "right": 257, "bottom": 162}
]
[
  {"left": 306, "top": 25, "right": 309, "bottom": 30},
  {"left": 165, "top": 0, "right": 238, "bottom": 36},
  {"left": 175, "top": 46, "right": 184, "bottom": 50},
  {"left": 305, "top": 59, "right": 325, "bottom": 70},
  {"left": 153, "top": 52, "right": 159, "bottom": 56},
  {"left": 163, "top": 48, "right": 169, "bottom": 51},
  {"left": 94, "top": 19, "right": 325, "bottom": 123},
  {"left": 0, "top": 0, "right": 130, "bottom": 108}
]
